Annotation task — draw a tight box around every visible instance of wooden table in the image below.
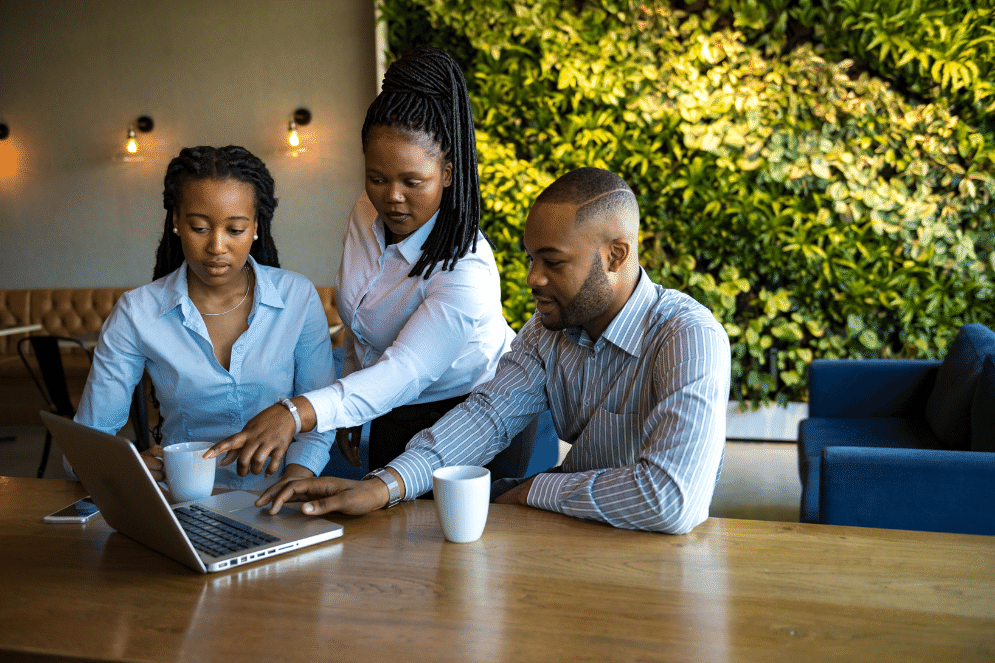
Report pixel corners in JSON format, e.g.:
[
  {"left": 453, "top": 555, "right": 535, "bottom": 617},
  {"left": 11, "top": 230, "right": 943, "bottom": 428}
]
[{"left": 1, "top": 477, "right": 992, "bottom": 662}]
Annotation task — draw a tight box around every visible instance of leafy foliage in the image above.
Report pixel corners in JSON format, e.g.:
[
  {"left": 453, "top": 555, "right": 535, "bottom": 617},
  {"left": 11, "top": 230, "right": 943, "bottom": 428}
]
[
  {"left": 379, "top": 0, "right": 995, "bottom": 405},
  {"left": 702, "top": 0, "right": 995, "bottom": 125},
  {"left": 821, "top": 0, "right": 995, "bottom": 127}
]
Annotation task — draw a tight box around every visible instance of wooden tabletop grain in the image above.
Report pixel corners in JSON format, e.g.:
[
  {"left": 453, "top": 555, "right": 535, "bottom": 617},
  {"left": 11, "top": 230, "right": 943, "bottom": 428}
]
[{"left": 0, "top": 477, "right": 992, "bottom": 662}]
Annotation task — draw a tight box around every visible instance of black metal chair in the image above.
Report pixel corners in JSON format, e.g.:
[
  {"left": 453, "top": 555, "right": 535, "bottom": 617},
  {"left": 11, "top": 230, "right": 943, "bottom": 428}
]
[
  {"left": 17, "top": 335, "right": 91, "bottom": 478},
  {"left": 130, "top": 373, "right": 153, "bottom": 452}
]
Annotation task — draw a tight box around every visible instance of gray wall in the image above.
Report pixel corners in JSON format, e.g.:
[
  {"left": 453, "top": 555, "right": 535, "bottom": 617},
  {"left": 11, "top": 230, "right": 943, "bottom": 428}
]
[{"left": 0, "top": 0, "right": 377, "bottom": 289}]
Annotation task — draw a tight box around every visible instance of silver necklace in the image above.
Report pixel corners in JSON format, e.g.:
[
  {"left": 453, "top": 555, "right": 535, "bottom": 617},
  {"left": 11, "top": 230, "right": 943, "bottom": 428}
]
[{"left": 201, "top": 265, "right": 251, "bottom": 316}]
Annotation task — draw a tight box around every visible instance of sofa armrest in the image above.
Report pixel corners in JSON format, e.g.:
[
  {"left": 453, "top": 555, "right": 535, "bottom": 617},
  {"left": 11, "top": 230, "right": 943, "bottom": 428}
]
[
  {"left": 808, "top": 359, "right": 941, "bottom": 418},
  {"left": 819, "top": 446, "right": 995, "bottom": 535}
]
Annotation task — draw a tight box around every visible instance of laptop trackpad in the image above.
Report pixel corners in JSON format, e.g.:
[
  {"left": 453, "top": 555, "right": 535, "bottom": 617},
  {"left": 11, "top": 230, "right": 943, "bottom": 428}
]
[
  {"left": 198, "top": 490, "right": 306, "bottom": 515},
  {"left": 197, "top": 491, "right": 261, "bottom": 514}
]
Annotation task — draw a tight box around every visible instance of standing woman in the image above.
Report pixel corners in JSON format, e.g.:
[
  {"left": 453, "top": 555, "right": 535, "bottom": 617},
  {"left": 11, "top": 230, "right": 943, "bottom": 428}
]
[
  {"left": 73, "top": 146, "right": 337, "bottom": 491},
  {"left": 209, "top": 48, "right": 541, "bottom": 482}
]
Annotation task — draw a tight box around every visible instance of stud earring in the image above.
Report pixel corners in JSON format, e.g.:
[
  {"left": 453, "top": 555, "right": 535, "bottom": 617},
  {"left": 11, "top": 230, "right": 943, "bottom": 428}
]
[
  {"left": 172, "top": 227, "right": 179, "bottom": 235},
  {"left": 253, "top": 234, "right": 258, "bottom": 240}
]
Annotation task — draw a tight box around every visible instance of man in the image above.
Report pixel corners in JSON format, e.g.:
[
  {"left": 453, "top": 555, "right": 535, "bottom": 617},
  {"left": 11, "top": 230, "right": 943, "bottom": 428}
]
[{"left": 219, "top": 167, "right": 731, "bottom": 533}]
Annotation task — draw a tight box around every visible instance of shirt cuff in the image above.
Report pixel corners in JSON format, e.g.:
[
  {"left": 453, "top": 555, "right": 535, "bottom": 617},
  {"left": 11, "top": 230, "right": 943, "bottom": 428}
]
[
  {"left": 525, "top": 471, "right": 572, "bottom": 513},
  {"left": 284, "top": 431, "right": 332, "bottom": 476},
  {"left": 387, "top": 446, "right": 438, "bottom": 500},
  {"left": 300, "top": 384, "right": 344, "bottom": 433}
]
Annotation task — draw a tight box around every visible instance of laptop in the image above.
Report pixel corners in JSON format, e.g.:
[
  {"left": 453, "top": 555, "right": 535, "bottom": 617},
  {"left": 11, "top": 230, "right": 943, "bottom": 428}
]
[{"left": 41, "top": 411, "right": 343, "bottom": 573}]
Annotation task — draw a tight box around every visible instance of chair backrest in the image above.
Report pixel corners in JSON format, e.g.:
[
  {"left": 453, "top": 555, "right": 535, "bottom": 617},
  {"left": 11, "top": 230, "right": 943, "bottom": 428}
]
[
  {"left": 17, "top": 335, "right": 91, "bottom": 417},
  {"left": 131, "top": 375, "right": 153, "bottom": 452}
]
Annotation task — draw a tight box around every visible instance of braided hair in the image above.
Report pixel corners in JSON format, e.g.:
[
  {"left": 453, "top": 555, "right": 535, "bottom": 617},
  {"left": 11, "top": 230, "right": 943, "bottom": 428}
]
[
  {"left": 153, "top": 145, "right": 280, "bottom": 281},
  {"left": 362, "top": 47, "right": 488, "bottom": 279}
]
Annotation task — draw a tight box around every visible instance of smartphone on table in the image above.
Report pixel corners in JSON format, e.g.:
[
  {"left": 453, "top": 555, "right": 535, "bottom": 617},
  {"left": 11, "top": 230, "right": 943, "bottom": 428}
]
[{"left": 44, "top": 497, "right": 100, "bottom": 523}]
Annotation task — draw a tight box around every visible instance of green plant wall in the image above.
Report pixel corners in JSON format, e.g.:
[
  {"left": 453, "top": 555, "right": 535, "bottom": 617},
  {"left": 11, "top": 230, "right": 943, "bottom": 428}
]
[{"left": 380, "top": 0, "right": 995, "bottom": 405}]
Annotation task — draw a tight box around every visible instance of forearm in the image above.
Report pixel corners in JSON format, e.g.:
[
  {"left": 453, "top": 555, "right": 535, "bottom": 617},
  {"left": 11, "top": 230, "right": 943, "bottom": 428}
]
[
  {"left": 288, "top": 395, "right": 318, "bottom": 433},
  {"left": 309, "top": 268, "right": 497, "bottom": 434},
  {"left": 305, "top": 334, "right": 475, "bottom": 434},
  {"left": 526, "top": 459, "right": 721, "bottom": 533},
  {"left": 282, "top": 463, "right": 316, "bottom": 480},
  {"left": 283, "top": 429, "right": 331, "bottom": 476},
  {"left": 391, "top": 380, "right": 547, "bottom": 499},
  {"left": 388, "top": 400, "right": 509, "bottom": 499},
  {"left": 280, "top": 397, "right": 336, "bottom": 476}
]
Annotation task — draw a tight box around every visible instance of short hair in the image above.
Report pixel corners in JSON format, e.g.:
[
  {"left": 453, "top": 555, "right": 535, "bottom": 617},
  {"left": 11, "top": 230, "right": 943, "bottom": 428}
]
[
  {"left": 153, "top": 146, "right": 280, "bottom": 281},
  {"left": 362, "top": 47, "right": 485, "bottom": 279},
  {"left": 535, "top": 167, "right": 639, "bottom": 229}
]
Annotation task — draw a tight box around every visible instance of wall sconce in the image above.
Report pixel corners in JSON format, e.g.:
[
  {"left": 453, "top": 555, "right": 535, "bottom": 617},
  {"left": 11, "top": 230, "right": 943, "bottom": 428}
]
[
  {"left": 287, "top": 108, "right": 311, "bottom": 157},
  {"left": 0, "top": 122, "right": 14, "bottom": 181},
  {"left": 121, "top": 116, "right": 154, "bottom": 162}
]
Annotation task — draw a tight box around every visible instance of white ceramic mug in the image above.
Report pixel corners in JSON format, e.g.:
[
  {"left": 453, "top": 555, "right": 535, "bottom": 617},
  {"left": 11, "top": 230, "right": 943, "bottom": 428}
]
[
  {"left": 162, "top": 442, "right": 216, "bottom": 502},
  {"left": 432, "top": 466, "right": 491, "bottom": 543}
]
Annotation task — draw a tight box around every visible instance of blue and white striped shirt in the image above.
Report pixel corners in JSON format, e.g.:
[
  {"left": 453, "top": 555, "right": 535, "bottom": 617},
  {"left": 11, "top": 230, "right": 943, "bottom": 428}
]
[{"left": 390, "top": 268, "right": 731, "bottom": 533}]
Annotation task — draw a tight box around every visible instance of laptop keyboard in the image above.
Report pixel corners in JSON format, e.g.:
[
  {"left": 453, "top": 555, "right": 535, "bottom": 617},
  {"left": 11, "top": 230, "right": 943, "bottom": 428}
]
[{"left": 174, "top": 503, "right": 279, "bottom": 558}]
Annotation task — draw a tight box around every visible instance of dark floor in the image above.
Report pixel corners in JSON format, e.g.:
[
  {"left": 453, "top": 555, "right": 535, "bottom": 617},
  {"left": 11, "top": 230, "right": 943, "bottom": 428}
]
[{"left": 1, "top": 426, "right": 800, "bottom": 522}]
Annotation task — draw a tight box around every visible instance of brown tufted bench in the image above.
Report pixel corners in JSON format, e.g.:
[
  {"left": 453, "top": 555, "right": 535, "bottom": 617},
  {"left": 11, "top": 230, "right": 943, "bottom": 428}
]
[{"left": 0, "top": 286, "right": 342, "bottom": 426}]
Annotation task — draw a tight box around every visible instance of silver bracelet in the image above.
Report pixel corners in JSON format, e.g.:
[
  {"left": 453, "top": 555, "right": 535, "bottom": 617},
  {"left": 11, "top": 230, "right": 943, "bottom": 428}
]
[{"left": 278, "top": 398, "right": 302, "bottom": 436}]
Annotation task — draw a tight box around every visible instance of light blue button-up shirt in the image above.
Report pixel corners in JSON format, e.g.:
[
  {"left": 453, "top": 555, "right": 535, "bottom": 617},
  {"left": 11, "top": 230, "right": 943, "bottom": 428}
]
[
  {"left": 304, "top": 192, "right": 514, "bottom": 433},
  {"left": 74, "top": 257, "right": 337, "bottom": 490}
]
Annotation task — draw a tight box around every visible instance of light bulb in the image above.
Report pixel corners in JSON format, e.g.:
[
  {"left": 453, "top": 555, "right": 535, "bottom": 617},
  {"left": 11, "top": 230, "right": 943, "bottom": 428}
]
[
  {"left": 126, "top": 125, "right": 138, "bottom": 154},
  {"left": 288, "top": 121, "right": 300, "bottom": 147}
]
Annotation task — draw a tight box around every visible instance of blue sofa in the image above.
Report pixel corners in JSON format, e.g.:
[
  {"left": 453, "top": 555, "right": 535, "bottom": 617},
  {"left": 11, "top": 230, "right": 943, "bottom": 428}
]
[{"left": 798, "top": 324, "right": 995, "bottom": 535}]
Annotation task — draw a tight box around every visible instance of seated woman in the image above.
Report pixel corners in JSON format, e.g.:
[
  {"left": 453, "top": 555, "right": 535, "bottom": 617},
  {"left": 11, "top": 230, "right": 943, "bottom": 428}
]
[
  {"left": 72, "top": 145, "right": 337, "bottom": 491},
  {"left": 208, "top": 48, "right": 555, "bottom": 484}
]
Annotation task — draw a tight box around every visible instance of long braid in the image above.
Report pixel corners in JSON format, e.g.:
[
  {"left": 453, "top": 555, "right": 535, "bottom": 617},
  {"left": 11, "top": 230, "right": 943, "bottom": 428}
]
[
  {"left": 361, "top": 47, "right": 490, "bottom": 279},
  {"left": 153, "top": 146, "right": 280, "bottom": 281}
]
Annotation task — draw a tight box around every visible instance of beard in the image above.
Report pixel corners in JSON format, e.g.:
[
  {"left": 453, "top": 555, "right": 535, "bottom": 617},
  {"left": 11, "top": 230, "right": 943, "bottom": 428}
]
[{"left": 537, "top": 252, "right": 613, "bottom": 332}]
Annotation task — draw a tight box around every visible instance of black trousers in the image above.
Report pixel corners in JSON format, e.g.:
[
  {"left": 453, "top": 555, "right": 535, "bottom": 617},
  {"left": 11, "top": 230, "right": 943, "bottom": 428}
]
[{"left": 367, "top": 393, "right": 470, "bottom": 470}]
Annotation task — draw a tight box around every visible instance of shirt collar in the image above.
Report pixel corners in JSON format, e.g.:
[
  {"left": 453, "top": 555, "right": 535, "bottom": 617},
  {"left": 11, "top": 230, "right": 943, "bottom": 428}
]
[
  {"left": 155, "top": 255, "right": 283, "bottom": 318},
  {"left": 375, "top": 209, "right": 441, "bottom": 266},
  {"left": 563, "top": 268, "right": 654, "bottom": 358},
  {"left": 157, "top": 263, "right": 189, "bottom": 318},
  {"left": 251, "top": 257, "right": 285, "bottom": 311}
]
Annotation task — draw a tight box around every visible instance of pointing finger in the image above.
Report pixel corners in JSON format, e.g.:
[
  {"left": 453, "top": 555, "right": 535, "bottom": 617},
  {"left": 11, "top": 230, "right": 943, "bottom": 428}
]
[{"left": 205, "top": 435, "right": 244, "bottom": 459}]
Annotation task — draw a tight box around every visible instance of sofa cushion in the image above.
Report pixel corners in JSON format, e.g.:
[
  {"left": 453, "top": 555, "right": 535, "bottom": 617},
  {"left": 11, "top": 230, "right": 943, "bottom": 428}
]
[
  {"left": 925, "top": 324, "right": 995, "bottom": 450},
  {"left": 797, "top": 416, "right": 941, "bottom": 523},
  {"left": 971, "top": 355, "right": 995, "bottom": 452},
  {"left": 819, "top": 447, "right": 995, "bottom": 535}
]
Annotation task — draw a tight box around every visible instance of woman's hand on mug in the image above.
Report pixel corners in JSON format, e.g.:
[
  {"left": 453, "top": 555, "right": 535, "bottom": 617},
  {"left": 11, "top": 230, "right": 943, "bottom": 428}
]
[{"left": 141, "top": 445, "right": 165, "bottom": 482}]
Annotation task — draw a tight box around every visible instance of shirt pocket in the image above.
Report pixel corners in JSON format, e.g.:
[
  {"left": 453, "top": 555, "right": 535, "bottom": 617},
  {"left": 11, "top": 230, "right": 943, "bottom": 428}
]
[{"left": 565, "top": 408, "right": 642, "bottom": 470}]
